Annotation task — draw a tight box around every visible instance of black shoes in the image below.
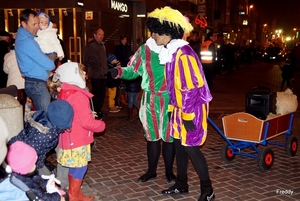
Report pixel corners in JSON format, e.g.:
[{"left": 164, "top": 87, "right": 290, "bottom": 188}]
[
  {"left": 198, "top": 191, "right": 215, "bottom": 201},
  {"left": 165, "top": 173, "right": 176, "bottom": 182},
  {"left": 138, "top": 173, "right": 157, "bottom": 182},
  {"left": 162, "top": 184, "right": 189, "bottom": 194}
]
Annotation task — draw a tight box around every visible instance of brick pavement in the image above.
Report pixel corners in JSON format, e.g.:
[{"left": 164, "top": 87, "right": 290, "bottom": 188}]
[{"left": 81, "top": 61, "right": 300, "bottom": 201}]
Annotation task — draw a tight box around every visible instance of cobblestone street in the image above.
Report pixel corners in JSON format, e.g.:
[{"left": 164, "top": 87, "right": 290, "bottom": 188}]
[{"left": 80, "top": 61, "right": 300, "bottom": 201}]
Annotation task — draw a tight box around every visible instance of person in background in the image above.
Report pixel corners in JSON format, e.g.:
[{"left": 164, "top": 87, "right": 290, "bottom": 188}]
[
  {"left": 0, "top": 39, "right": 10, "bottom": 88},
  {"left": 115, "top": 34, "right": 131, "bottom": 106},
  {"left": 125, "top": 51, "right": 141, "bottom": 119},
  {"left": 200, "top": 32, "right": 216, "bottom": 91},
  {"left": 83, "top": 27, "right": 108, "bottom": 118},
  {"left": 0, "top": 30, "right": 11, "bottom": 43},
  {"left": 15, "top": 9, "right": 55, "bottom": 112},
  {"left": 280, "top": 59, "right": 294, "bottom": 91},
  {"left": 189, "top": 31, "right": 201, "bottom": 59},
  {"left": 50, "top": 62, "right": 106, "bottom": 201},
  {"left": 146, "top": 7, "right": 215, "bottom": 201},
  {"left": 5, "top": 141, "right": 67, "bottom": 201},
  {"left": 106, "top": 53, "right": 121, "bottom": 113},
  {"left": 3, "top": 35, "right": 27, "bottom": 108},
  {"left": 108, "top": 37, "right": 176, "bottom": 183},
  {"left": 34, "top": 12, "right": 64, "bottom": 62}
]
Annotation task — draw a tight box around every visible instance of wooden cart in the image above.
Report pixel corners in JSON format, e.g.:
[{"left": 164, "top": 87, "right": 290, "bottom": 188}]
[{"left": 208, "top": 112, "right": 298, "bottom": 170}]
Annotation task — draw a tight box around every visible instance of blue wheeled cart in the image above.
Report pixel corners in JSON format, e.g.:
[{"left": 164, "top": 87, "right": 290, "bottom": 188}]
[{"left": 208, "top": 112, "right": 298, "bottom": 170}]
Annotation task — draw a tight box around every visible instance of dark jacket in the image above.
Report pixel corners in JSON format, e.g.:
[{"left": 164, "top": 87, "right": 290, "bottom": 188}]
[
  {"left": 83, "top": 39, "right": 107, "bottom": 79},
  {"left": 13, "top": 171, "right": 61, "bottom": 201},
  {"left": 126, "top": 76, "right": 141, "bottom": 93},
  {"left": 281, "top": 63, "right": 293, "bottom": 80},
  {"left": 106, "top": 62, "right": 121, "bottom": 88},
  {"left": 114, "top": 43, "right": 131, "bottom": 67},
  {"left": 8, "top": 111, "right": 63, "bottom": 169}
]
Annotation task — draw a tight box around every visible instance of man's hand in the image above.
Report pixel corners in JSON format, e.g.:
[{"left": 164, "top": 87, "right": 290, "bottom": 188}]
[
  {"left": 107, "top": 68, "right": 118, "bottom": 79},
  {"left": 182, "top": 120, "right": 196, "bottom": 132}
]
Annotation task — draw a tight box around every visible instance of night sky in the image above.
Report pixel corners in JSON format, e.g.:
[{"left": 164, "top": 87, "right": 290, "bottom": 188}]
[{"left": 249, "top": 0, "right": 299, "bottom": 35}]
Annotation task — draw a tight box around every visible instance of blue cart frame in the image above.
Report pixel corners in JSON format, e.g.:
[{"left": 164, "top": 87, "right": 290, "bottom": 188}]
[{"left": 208, "top": 113, "right": 298, "bottom": 170}]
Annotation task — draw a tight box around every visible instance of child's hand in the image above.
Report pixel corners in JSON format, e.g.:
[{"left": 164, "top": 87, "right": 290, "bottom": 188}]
[
  {"left": 41, "top": 174, "right": 64, "bottom": 195},
  {"left": 92, "top": 111, "right": 98, "bottom": 118}
]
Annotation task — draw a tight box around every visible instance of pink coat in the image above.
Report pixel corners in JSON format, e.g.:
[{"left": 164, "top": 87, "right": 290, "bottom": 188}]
[{"left": 58, "top": 83, "right": 105, "bottom": 149}]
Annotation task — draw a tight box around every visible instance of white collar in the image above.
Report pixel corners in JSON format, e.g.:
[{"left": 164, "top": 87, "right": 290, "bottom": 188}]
[
  {"left": 158, "top": 39, "right": 188, "bottom": 64},
  {"left": 146, "top": 38, "right": 163, "bottom": 53}
]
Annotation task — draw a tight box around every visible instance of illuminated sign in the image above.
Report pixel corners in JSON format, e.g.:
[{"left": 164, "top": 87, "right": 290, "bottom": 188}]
[
  {"left": 195, "top": 15, "right": 207, "bottom": 28},
  {"left": 111, "top": 0, "right": 128, "bottom": 13},
  {"left": 239, "top": 11, "right": 246, "bottom": 15},
  {"left": 196, "top": 0, "right": 207, "bottom": 28},
  {"left": 85, "top": 11, "right": 93, "bottom": 20}
]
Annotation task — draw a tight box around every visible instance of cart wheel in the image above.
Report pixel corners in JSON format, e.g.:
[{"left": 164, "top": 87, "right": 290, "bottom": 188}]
[
  {"left": 221, "top": 142, "right": 235, "bottom": 162},
  {"left": 258, "top": 148, "right": 274, "bottom": 170},
  {"left": 286, "top": 136, "right": 298, "bottom": 156}
]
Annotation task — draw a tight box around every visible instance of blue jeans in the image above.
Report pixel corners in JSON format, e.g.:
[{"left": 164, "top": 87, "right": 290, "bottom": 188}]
[
  {"left": 127, "top": 92, "right": 139, "bottom": 108},
  {"left": 25, "top": 79, "right": 51, "bottom": 111}
]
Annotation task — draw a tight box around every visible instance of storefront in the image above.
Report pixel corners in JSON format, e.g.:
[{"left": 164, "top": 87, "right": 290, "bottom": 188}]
[{"left": 0, "top": 0, "right": 146, "bottom": 62}]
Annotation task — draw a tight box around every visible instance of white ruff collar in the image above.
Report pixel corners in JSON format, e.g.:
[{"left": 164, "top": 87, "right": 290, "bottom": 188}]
[
  {"left": 158, "top": 39, "right": 188, "bottom": 64},
  {"left": 146, "top": 38, "right": 163, "bottom": 53}
]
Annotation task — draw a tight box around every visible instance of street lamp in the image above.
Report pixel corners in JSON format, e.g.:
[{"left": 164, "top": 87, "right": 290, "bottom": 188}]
[
  {"left": 249, "top": 5, "right": 254, "bottom": 17},
  {"left": 263, "top": 24, "right": 268, "bottom": 43}
]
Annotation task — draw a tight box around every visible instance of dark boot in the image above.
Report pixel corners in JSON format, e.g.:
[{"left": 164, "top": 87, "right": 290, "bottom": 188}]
[
  {"left": 162, "top": 174, "right": 189, "bottom": 194},
  {"left": 198, "top": 180, "right": 215, "bottom": 201},
  {"left": 162, "top": 141, "right": 176, "bottom": 182},
  {"left": 68, "top": 174, "right": 94, "bottom": 201},
  {"left": 138, "top": 141, "right": 160, "bottom": 182}
]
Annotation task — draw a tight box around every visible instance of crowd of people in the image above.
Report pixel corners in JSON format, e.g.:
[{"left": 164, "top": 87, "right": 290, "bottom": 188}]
[{"left": 6, "top": 5, "right": 300, "bottom": 201}]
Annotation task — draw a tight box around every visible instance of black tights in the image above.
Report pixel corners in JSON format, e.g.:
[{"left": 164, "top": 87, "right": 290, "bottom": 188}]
[
  {"left": 174, "top": 139, "right": 212, "bottom": 192},
  {"left": 145, "top": 140, "right": 175, "bottom": 176}
]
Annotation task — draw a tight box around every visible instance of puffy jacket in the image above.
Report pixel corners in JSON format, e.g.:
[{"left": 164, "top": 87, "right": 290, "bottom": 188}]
[
  {"left": 8, "top": 111, "right": 62, "bottom": 169},
  {"left": 58, "top": 83, "right": 106, "bottom": 149}
]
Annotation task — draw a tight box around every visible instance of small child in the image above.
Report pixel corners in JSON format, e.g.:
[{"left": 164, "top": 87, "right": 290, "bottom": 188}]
[
  {"left": 280, "top": 59, "right": 294, "bottom": 91},
  {"left": 125, "top": 51, "right": 141, "bottom": 119},
  {"left": 7, "top": 100, "right": 74, "bottom": 175},
  {"left": 107, "top": 53, "right": 121, "bottom": 113},
  {"left": 50, "top": 61, "right": 106, "bottom": 200},
  {"left": 34, "top": 12, "right": 64, "bottom": 62},
  {"left": 4, "top": 141, "right": 67, "bottom": 201}
]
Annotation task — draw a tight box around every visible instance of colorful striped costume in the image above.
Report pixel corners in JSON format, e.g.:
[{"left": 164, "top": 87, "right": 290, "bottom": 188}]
[
  {"left": 118, "top": 38, "right": 172, "bottom": 142},
  {"left": 161, "top": 40, "right": 212, "bottom": 146}
]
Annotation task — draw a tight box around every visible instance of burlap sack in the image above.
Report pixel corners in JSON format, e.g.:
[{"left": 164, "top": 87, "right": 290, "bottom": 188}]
[{"left": 276, "top": 89, "right": 298, "bottom": 115}]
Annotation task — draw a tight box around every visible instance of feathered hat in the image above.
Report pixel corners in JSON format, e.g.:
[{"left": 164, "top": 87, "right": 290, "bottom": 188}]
[{"left": 147, "top": 6, "right": 193, "bottom": 34}]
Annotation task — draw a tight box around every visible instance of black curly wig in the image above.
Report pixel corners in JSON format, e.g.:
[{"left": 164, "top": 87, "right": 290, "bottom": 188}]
[{"left": 146, "top": 17, "right": 184, "bottom": 39}]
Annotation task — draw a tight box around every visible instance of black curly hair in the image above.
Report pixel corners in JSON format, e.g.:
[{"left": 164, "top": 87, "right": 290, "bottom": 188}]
[{"left": 146, "top": 18, "right": 184, "bottom": 39}]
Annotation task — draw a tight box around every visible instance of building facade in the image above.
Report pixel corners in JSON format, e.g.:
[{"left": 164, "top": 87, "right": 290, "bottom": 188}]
[{"left": 0, "top": 0, "right": 259, "bottom": 62}]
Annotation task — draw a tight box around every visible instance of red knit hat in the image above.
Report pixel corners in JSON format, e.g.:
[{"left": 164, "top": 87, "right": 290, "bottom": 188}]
[{"left": 6, "top": 141, "right": 37, "bottom": 175}]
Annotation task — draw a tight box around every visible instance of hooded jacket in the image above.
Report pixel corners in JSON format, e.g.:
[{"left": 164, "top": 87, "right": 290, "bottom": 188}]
[
  {"left": 7, "top": 111, "right": 63, "bottom": 169},
  {"left": 58, "top": 83, "right": 106, "bottom": 149}
]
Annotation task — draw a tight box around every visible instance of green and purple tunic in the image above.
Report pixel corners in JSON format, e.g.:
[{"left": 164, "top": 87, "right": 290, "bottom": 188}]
[{"left": 117, "top": 38, "right": 172, "bottom": 142}]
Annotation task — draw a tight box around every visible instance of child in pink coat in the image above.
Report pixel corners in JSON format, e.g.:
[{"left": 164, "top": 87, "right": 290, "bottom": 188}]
[{"left": 49, "top": 62, "right": 106, "bottom": 201}]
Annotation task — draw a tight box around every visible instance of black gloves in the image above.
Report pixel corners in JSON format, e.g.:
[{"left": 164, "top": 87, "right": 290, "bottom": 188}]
[
  {"left": 182, "top": 120, "right": 196, "bottom": 132},
  {"left": 168, "top": 112, "right": 172, "bottom": 120},
  {"left": 107, "top": 68, "right": 118, "bottom": 79}
]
